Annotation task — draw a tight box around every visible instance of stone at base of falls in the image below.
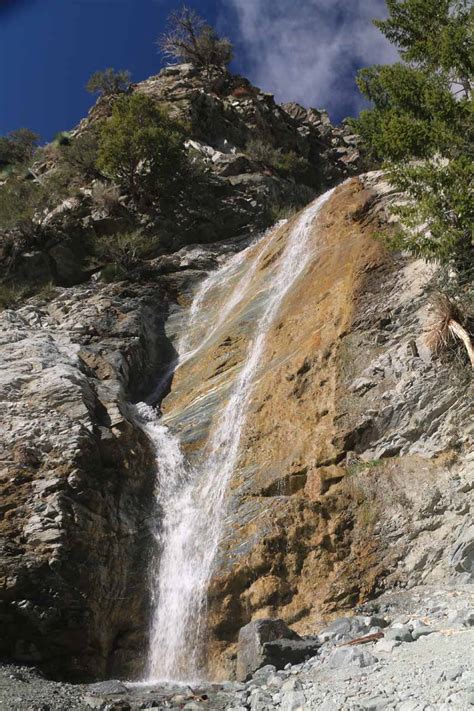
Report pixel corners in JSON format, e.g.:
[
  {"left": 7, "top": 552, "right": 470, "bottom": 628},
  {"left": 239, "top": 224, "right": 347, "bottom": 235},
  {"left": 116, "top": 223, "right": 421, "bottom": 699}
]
[
  {"left": 236, "top": 618, "right": 320, "bottom": 681},
  {"left": 86, "top": 680, "right": 129, "bottom": 696},
  {"left": 263, "top": 637, "right": 321, "bottom": 666}
]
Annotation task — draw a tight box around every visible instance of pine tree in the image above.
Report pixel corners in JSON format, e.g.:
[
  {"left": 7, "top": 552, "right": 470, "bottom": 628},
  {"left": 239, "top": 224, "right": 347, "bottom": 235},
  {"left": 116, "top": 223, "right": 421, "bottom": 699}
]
[
  {"left": 96, "top": 93, "right": 187, "bottom": 206},
  {"left": 352, "top": 0, "right": 473, "bottom": 273}
]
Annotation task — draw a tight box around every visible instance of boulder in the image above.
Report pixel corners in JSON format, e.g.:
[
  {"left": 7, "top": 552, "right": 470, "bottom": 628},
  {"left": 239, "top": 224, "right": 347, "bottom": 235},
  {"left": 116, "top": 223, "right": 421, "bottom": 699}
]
[
  {"left": 263, "top": 638, "right": 321, "bottom": 668},
  {"left": 236, "top": 618, "right": 300, "bottom": 681},
  {"left": 385, "top": 626, "right": 413, "bottom": 643},
  {"left": 449, "top": 520, "right": 474, "bottom": 581},
  {"left": 327, "top": 647, "right": 378, "bottom": 669}
]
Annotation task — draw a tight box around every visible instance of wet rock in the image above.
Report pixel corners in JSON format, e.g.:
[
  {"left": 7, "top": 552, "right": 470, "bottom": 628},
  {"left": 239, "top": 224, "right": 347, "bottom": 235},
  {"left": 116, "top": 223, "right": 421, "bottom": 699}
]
[{"left": 87, "top": 680, "right": 128, "bottom": 695}]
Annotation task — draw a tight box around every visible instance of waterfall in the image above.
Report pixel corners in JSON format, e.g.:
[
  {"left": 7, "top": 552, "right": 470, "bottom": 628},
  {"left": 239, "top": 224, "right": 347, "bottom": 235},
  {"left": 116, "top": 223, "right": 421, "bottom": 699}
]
[{"left": 137, "top": 188, "right": 335, "bottom": 683}]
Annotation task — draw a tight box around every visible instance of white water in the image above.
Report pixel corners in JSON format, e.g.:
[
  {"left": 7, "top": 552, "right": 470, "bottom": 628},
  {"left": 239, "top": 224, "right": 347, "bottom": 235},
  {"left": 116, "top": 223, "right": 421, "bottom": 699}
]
[{"left": 138, "top": 189, "right": 334, "bottom": 682}]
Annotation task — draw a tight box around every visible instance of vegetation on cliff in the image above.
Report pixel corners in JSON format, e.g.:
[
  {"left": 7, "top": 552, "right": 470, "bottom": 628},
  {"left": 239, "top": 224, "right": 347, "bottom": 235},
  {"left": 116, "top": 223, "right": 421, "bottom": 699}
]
[
  {"left": 352, "top": 0, "right": 473, "bottom": 275},
  {"left": 159, "top": 6, "right": 233, "bottom": 72},
  {"left": 86, "top": 68, "right": 132, "bottom": 96},
  {"left": 96, "top": 92, "right": 188, "bottom": 206},
  {"left": 0, "top": 6, "right": 358, "bottom": 308}
]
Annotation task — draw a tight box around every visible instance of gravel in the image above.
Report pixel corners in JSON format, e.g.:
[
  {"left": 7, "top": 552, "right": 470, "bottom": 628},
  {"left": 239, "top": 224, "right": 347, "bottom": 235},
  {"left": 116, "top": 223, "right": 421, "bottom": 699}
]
[{"left": 0, "top": 585, "right": 472, "bottom": 710}]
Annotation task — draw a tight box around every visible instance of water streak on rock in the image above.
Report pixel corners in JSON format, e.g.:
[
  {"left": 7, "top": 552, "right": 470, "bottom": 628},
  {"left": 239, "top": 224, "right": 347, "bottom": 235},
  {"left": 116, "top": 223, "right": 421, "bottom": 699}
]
[{"left": 138, "top": 188, "right": 334, "bottom": 682}]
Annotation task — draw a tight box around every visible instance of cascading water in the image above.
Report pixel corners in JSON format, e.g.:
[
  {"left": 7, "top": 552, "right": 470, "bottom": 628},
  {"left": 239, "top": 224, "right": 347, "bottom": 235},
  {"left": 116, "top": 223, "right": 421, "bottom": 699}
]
[{"left": 137, "top": 188, "right": 335, "bottom": 683}]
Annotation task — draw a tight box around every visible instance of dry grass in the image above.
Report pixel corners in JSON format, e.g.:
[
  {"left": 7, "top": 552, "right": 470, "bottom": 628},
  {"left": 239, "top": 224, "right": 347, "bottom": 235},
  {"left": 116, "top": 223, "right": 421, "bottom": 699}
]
[
  {"left": 91, "top": 181, "right": 121, "bottom": 213},
  {"left": 425, "top": 293, "right": 474, "bottom": 369}
]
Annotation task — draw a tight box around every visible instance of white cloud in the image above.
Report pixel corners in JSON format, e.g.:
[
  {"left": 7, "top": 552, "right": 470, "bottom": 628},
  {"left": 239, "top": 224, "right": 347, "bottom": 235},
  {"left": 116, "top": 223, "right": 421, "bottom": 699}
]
[{"left": 220, "top": 0, "right": 398, "bottom": 120}]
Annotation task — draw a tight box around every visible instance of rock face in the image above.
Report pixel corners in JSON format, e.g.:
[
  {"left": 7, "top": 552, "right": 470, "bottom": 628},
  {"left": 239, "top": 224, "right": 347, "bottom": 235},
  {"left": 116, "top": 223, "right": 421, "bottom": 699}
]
[
  {"left": 0, "top": 281, "right": 174, "bottom": 680},
  {"left": 0, "top": 124, "right": 472, "bottom": 687},
  {"left": 0, "top": 63, "right": 365, "bottom": 681},
  {"left": 154, "top": 175, "right": 473, "bottom": 679}
]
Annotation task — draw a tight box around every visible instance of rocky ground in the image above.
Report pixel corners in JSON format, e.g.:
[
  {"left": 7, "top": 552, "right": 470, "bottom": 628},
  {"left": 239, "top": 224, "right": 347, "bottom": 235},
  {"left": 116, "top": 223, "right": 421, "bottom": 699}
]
[{"left": 1, "top": 584, "right": 472, "bottom": 710}]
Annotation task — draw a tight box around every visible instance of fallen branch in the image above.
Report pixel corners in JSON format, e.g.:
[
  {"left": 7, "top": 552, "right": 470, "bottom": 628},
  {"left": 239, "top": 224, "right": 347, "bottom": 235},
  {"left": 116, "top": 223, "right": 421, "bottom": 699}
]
[{"left": 338, "top": 631, "right": 384, "bottom": 647}]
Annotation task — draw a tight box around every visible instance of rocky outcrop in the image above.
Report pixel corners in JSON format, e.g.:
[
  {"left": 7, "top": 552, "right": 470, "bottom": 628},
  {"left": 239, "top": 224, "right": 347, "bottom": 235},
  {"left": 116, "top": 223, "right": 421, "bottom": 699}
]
[
  {"left": 153, "top": 175, "right": 472, "bottom": 679},
  {"left": 0, "top": 280, "right": 175, "bottom": 680},
  {"left": 1, "top": 64, "right": 363, "bottom": 303}
]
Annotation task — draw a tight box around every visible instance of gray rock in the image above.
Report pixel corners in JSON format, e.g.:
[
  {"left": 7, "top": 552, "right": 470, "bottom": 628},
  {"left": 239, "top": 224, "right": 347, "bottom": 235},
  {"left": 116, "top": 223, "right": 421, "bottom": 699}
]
[
  {"left": 446, "top": 666, "right": 464, "bottom": 682},
  {"left": 385, "top": 626, "right": 413, "bottom": 643},
  {"left": 262, "top": 638, "right": 321, "bottom": 668},
  {"left": 449, "top": 520, "right": 474, "bottom": 580},
  {"left": 252, "top": 664, "right": 277, "bottom": 680},
  {"left": 411, "top": 625, "right": 434, "bottom": 640},
  {"left": 237, "top": 619, "right": 303, "bottom": 681},
  {"left": 281, "top": 689, "right": 306, "bottom": 711},
  {"left": 319, "top": 615, "right": 387, "bottom": 643},
  {"left": 327, "top": 646, "right": 378, "bottom": 669},
  {"left": 267, "top": 674, "right": 284, "bottom": 688},
  {"left": 373, "top": 639, "right": 400, "bottom": 654},
  {"left": 358, "top": 696, "right": 391, "bottom": 710},
  {"left": 451, "top": 609, "right": 474, "bottom": 628},
  {"left": 87, "top": 680, "right": 128, "bottom": 695},
  {"left": 280, "top": 678, "right": 302, "bottom": 694}
]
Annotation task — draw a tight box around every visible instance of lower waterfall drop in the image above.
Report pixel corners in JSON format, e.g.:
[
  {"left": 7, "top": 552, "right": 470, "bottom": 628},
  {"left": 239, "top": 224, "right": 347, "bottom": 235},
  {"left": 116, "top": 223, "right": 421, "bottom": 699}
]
[{"left": 140, "top": 188, "right": 335, "bottom": 682}]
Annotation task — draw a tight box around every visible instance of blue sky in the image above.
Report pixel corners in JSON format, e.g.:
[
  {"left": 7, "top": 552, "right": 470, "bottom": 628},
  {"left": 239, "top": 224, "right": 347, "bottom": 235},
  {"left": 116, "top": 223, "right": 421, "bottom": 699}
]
[{"left": 0, "top": 0, "right": 396, "bottom": 141}]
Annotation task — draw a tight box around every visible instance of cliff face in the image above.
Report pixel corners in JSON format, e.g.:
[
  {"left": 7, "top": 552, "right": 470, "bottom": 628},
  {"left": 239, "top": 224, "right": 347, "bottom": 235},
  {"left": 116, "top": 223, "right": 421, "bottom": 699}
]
[
  {"left": 0, "top": 284, "right": 164, "bottom": 680},
  {"left": 0, "top": 67, "right": 472, "bottom": 684},
  {"left": 155, "top": 176, "right": 472, "bottom": 679}
]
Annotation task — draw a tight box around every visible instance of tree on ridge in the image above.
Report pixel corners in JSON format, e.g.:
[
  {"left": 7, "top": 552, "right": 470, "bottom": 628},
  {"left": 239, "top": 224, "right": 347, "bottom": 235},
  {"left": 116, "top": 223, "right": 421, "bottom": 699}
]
[{"left": 158, "top": 6, "right": 233, "bottom": 71}]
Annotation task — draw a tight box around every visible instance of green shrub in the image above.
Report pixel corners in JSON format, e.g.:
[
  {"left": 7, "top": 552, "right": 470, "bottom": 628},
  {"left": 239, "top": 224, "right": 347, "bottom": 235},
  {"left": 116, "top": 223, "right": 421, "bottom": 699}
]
[
  {"left": 86, "top": 68, "right": 131, "bottom": 96},
  {"left": 0, "top": 283, "right": 26, "bottom": 310},
  {"left": 91, "top": 181, "right": 122, "bottom": 213},
  {"left": 96, "top": 93, "right": 188, "bottom": 205},
  {"left": 246, "top": 138, "right": 282, "bottom": 167},
  {"left": 95, "top": 230, "right": 156, "bottom": 269},
  {"left": 35, "top": 282, "right": 57, "bottom": 302},
  {"left": 58, "top": 127, "right": 101, "bottom": 182},
  {"left": 246, "top": 138, "right": 309, "bottom": 178},
  {"left": 100, "top": 263, "right": 127, "bottom": 283},
  {"left": 0, "top": 175, "right": 47, "bottom": 230},
  {"left": 276, "top": 150, "right": 310, "bottom": 177},
  {"left": 0, "top": 128, "right": 40, "bottom": 170},
  {"left": 266, "top": 201, "right": 300, "bottom": 223}
]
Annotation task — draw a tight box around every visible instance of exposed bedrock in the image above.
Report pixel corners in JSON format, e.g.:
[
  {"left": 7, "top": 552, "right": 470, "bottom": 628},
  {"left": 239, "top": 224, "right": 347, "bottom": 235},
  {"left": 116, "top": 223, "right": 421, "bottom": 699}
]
[
  {"left": 0, "top": 174, "right": 472, "bottom": 683},
  {"left": 156, "top": 175, "right": 473, "bottom": 679},
  {"left": 0, "top": 281, "right": 178, "bottom": 681}
]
